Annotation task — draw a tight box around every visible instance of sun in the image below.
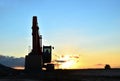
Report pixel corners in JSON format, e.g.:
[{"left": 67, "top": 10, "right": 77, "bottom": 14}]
[
  {"left": 61, "top": 59, "right": 76, "bottom": 69},
  {"left": 54, "top": 54, "right": 80, "bottom": 69}
]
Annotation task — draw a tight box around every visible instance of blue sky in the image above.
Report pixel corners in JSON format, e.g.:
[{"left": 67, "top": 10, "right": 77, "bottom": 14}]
[{"left": 0, "top": 0, "right": 120, "bottom": 68}]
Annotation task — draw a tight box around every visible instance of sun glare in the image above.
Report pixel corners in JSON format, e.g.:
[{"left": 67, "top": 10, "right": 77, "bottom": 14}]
[
  {"left": 54, "top": 54, "right": 80, "bottom": 69},
  {"left": 61, "top": 60, "right": 75, "bottom": 69}
]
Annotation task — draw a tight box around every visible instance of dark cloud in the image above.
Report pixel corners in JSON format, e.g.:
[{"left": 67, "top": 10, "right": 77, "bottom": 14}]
[
  {"left": 0, "top": 55, "right": 24, "bottom": 67},
  {"left": 55, "top": 60, "right": 66, "bottom": 63}
]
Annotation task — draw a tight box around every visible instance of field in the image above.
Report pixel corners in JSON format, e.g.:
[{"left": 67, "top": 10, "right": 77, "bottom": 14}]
[{"left": 0, "top": 69, "right": 120, "bottom": 81}]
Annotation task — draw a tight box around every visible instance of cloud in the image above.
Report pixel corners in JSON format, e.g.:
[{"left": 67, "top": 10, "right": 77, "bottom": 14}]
[
  {"left": 0, "top": 55, "right": 24, "bottom": 67},
  {"left": 94, "top": 63, "right": 105, "bottom": 68},
  {"left": 55, "top": 60, "right": 66, "bottom": 63}
]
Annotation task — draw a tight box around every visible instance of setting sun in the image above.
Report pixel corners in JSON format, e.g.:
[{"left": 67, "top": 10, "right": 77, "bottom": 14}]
[
  {"left": 61, "top": 59, "right": 75, "bottom": 69},
  {"left": 53, "top": 54, "right": 81, "bottom": 69}
]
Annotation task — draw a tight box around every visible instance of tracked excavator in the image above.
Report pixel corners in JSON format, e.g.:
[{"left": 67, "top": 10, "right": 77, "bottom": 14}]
[{"left": 25, "top": 16, "right": 54, "bottom": 72}]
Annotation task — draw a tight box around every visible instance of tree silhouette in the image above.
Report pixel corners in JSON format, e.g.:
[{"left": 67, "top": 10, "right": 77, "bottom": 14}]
[{"left": 105, "top": 64, "right": 111, "bottom": 69}]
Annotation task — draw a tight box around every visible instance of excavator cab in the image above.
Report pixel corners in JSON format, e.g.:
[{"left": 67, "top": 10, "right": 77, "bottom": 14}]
[
  {"left": 42, "top": 46, "right": 52, "bottom": 63},
  {"left": 42, "top": 46, "right": 54, "bottom": 71}
]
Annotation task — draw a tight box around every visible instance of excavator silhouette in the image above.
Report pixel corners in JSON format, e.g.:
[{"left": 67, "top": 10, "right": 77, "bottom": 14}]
[{"left": 25, "top": 16, "right": 54, "bottom": 72}]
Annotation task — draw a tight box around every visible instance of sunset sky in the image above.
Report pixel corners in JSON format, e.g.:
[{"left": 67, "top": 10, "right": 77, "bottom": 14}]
[{"left": 0, "top": 0, "right": 120, "bottom": 69}]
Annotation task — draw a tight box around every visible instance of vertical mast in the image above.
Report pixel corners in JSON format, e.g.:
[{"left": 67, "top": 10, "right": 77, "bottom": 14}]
[{"left": 31, "top": 16, "right": 42, "bottom": 55}]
